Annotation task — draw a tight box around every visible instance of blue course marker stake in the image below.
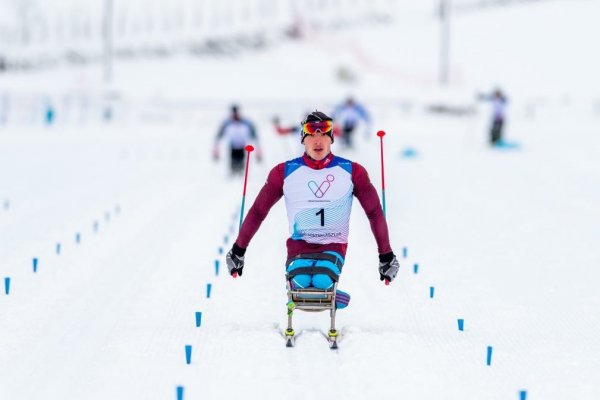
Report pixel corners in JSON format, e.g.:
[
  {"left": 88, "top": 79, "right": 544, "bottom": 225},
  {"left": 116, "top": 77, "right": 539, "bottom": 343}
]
[
  {"left": 185, "top": 345, "right": 192, "bottom": 364},
  {"left": 176, "top": 386, "right": 184, "bottom": 400},
  {"left": 224, "top": 235, "right": 229, "bottom": 245},
  {"left": 195, "top": 312, "right": 202, "bottom": 327},
  {"left": 519, "top": 390, "right": 527, "bottom": 400},
  {"left": 413, "top": 263, "right": 419, "bottom": 274},
  {"left": 3, "top": 200, "right": 8, "bottom": 210},
  {"left": 56, "top": 243, "right": 61, "bottom": 255},
  {"left": 214, "top": 260, "right": 220, "bottom": 276},
  {"left": 429, "top": 286, "right": 435, "bottom": 298},
  {"left": 402, "top": 247, "right": 408, "bottom": 258},
  {"left": 206, "top": 283, "right": 212, "bottom": 299},
  {"left": 218, "top": 247, "right": 223, "bottom": 255},
  {"left": 4, "top": 277, "right": 10, "bottom": 295},
  {"left": 93, "top": 221, "right": 99, "bottom": 233},
  {"left": 229, "top": 224, "right": 234, "bottom": 234},
  {"left": 458, "top": 319, "right": 464, "bottom": 331},
  {"left": 75, "top": 233, "right": 81, "bottom": 244},
  {"left": 486, "top": 346, "right": 493, "bottom": 366},
  {"left": 33, "top": 258, "right": 38, "bottom": 273}
]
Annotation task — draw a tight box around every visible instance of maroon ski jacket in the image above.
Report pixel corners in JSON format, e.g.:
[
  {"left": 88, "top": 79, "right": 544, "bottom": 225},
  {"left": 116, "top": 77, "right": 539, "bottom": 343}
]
[{"left": 235, "top": 153, "right": 392, "bottom": 260}]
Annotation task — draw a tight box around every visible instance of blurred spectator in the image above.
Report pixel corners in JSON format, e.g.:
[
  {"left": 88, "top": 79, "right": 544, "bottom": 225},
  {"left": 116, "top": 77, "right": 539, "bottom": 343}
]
[
  {"left": 272, "top": 116, "right": 299, "bottom": 137},
  {"left": 213, "top": 104, "right": 261, "bottom": 175},
  {"left": 332, "top": 97, "right": 371, "bottom": 148},
  {"left": 478, "top": 89, "right": 508, "bottom": 146}
]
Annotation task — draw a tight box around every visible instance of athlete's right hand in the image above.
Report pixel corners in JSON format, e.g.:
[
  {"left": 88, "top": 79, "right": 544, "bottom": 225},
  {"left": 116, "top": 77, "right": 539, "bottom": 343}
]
[{"left": 226, "top": 243, "right": 246, "bottom": 277}]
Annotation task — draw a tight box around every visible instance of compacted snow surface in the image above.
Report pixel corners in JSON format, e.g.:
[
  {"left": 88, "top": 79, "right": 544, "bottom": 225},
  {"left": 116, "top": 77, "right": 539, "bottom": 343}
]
[{"left": 1, "top": 1, "right": 599, "bottom": 399}]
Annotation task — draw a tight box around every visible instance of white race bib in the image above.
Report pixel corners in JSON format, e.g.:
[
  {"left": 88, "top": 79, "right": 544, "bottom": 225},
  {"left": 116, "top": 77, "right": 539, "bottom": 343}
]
[{"left": 283, "top": 157, "right": 353, "bottom": 244}]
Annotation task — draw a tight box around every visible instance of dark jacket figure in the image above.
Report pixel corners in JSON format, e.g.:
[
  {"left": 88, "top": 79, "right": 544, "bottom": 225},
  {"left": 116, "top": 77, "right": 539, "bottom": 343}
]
[
  {"left": 480, "top": 90, "right": 508, "bottom": 145},
  {"left": 213, "top": 105, "right": 260, "bottom": 174}
]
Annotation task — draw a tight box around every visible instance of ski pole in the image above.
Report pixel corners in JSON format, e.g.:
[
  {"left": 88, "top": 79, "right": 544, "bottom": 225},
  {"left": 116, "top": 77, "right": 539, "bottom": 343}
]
[
  {"left": 232, "top": 145, "right": 254, "bottom": 279},
  {"left": 377, "top": 130, "right": 387, "bottom": 218},
  {"left": 376, "top": 130, "right": 390, "bottom": 286},
  {"left": 239, "top": 144, "right": 255, "bottom": 231}
]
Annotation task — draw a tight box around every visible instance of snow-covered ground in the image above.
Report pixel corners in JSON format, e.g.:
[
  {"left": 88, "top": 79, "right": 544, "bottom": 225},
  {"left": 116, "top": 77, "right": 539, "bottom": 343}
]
[{"left": 1, "top": 1, "right": 599, "bottom": 399}]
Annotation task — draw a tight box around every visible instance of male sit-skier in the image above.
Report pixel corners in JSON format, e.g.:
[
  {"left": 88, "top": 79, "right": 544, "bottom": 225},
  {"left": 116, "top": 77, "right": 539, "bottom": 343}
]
[{"left": 225, "top": 110, "right": 399, "bottom": 323}]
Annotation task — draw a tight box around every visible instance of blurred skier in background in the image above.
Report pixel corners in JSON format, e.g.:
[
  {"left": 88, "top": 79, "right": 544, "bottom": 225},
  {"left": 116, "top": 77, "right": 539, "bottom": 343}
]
[
  {"left": 478, "top": 89, "right": 508, "bottom": 146},
  {"left": 213, "top": 104, "right": 261, "bottom": 175},
  {"left": 272, "top": 115, "right": 300, "bottom": 137},
  {"left": 332, "top": 97, "right": 371, "bottom": 148},
  {"left": 225, "top": 110, "right": 400, "bottom": 311},
  {"left": 0, "top": 92, "right": 8, "bottom": 125},
  {"left": 272, "top": 112, "right": 314, "bottom": 156}
]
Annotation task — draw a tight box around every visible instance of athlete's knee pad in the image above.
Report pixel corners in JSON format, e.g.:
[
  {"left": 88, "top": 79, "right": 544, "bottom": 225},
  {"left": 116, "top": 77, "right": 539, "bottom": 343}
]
[
  {"left": 291, "top": 274, "right": 311, "bottom": 289},
  {"left": 312, "top": 274, "right": 334, "bottom": 289}
]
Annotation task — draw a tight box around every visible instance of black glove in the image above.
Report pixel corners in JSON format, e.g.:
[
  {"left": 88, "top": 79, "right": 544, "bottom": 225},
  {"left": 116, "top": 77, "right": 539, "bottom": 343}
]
[
  {"left": 226, "top": 243, "right": 246, "bottom": 277},
  {"left": 379, "top": 252, "right": 399, "bottom": 283}
]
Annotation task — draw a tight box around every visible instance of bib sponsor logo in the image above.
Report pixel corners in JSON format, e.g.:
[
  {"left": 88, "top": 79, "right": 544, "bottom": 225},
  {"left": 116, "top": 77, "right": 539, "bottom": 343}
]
[{"left": 307, "top": 174, "right": 335, "bottom": 198}]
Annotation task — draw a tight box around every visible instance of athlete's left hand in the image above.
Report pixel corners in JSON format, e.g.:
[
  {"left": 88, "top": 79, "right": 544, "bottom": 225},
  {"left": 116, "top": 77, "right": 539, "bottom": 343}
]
[
  {"left": 379, "top": 252, "right": 399, "bottom": 283},
  {"left": 226, "top": 243, "right": 246, "bottom": 277}
]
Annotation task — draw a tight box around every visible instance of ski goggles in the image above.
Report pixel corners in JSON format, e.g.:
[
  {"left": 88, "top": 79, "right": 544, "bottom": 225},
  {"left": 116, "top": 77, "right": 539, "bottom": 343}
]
[{"left": 302, "top": 120, "right": 333, "bottom": 136}]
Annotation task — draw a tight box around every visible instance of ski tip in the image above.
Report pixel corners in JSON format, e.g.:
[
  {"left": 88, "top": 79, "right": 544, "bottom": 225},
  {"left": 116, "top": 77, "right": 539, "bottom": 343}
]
[
  {"left": 385, "top": 279, "right": 390, "bottom": 286},
  {"left": 232, "top": 272, "right": 238, "bottom": 278}
]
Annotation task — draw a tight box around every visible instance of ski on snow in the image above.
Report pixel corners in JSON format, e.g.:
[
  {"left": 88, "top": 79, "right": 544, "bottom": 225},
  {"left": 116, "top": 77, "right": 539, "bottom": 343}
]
[{"left": 281, "top": 329, "right": 339, "bottom": 349}]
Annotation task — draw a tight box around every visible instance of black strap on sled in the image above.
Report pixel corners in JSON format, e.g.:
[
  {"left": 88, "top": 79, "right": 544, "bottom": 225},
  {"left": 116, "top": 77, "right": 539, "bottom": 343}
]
[{"left": 285, "top": 253, "right": 343, "bottom": 282}]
